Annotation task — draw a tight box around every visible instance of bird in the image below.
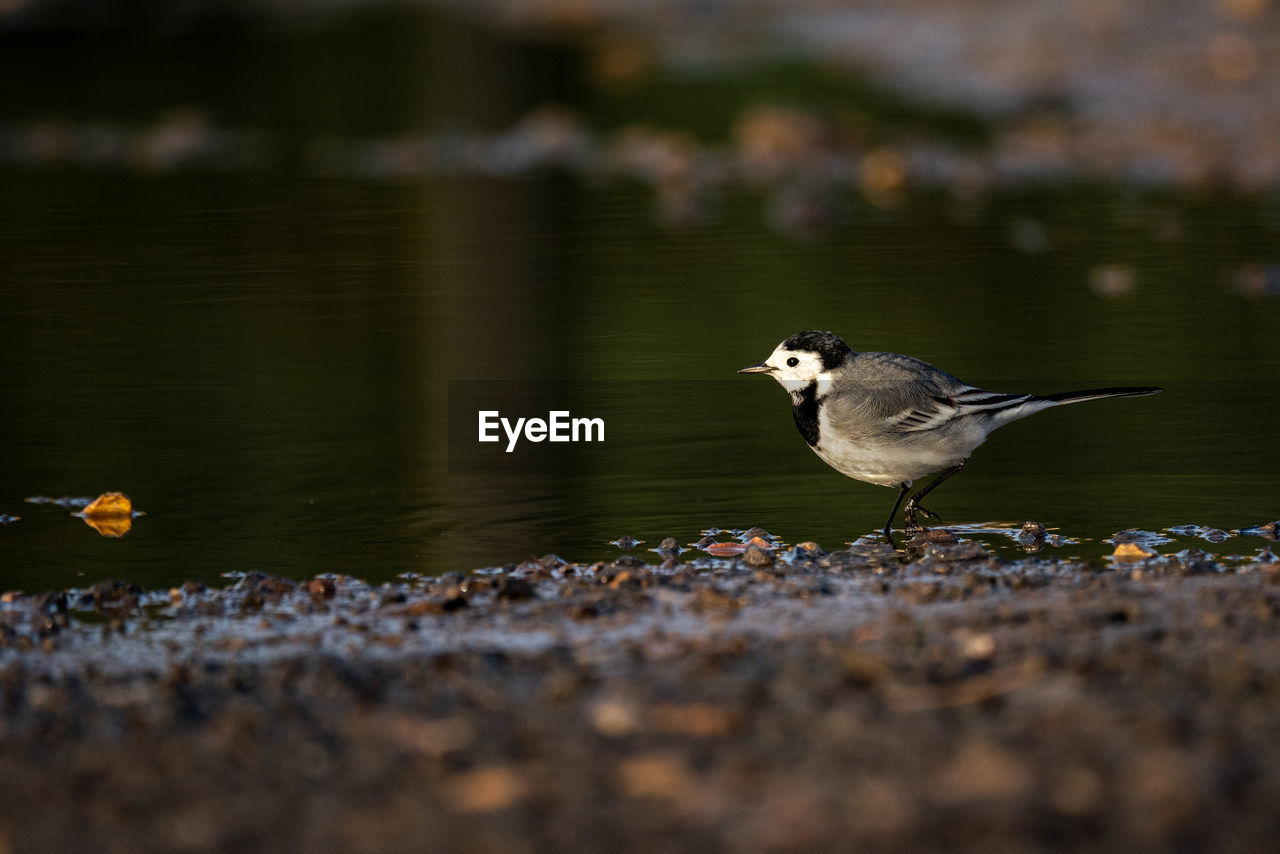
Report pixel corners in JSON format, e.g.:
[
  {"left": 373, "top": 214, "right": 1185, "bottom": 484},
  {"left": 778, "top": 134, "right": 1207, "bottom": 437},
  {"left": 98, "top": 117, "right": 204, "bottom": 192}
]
[{"left": 739, "top": 330, "right": 1162, "bottom": 539}]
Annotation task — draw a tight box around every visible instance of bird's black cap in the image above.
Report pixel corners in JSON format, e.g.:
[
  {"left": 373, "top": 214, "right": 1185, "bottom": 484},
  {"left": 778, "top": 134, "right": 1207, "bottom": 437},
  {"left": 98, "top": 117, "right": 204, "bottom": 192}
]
[{"left": 781, "top": 330, "right": 852, "bottom": 371}]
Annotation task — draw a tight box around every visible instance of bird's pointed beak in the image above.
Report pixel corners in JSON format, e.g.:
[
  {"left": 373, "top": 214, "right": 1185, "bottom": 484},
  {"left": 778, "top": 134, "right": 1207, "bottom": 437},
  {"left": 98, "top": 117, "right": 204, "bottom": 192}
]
[{"left": 738, "top": 362, "right": 775, "bottom": 374}]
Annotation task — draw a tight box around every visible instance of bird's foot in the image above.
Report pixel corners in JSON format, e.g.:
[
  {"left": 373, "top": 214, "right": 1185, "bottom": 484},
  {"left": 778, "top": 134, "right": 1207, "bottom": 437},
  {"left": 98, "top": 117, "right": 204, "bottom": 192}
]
[
  {"left": 915, "top": 504, "right": 942, "bottom": 522},
  {"left": 903, "top": 500, "right": 942, "bottom": 535}
]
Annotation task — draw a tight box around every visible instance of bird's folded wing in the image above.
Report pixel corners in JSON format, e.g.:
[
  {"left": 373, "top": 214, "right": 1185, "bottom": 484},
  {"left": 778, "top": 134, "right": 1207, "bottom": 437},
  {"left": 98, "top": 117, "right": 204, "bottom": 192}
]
[
  {"left": 835, "top": 353, "right": 1034, "bottom": 435},
  {"left": 885, "top": 387, "right": 1034, "bottom": 433}
]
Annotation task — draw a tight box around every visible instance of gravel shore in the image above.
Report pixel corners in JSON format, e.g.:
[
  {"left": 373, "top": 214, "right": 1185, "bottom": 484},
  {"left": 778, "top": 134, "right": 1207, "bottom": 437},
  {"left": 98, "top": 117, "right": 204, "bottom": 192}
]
[{"left": 4, "top": 532, "right": 1280, "bottom": 852}]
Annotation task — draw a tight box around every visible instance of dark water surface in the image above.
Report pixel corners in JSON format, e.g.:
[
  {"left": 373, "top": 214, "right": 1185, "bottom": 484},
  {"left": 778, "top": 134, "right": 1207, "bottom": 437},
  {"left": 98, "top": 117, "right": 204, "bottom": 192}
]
[
  {"left": 3, "top": 172, "right": 1277, "bottom": 591},
  {"left": 1, "top": 13, "right": 1278, "bottom": 591}
]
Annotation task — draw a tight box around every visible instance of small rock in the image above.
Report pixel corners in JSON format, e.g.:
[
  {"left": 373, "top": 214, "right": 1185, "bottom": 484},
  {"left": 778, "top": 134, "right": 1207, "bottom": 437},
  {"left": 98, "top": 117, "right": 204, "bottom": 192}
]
[
  {"left": 241, "top": 574, "right": 297, "bottom": 595},
  {"left": 1017, "top": 521, "right": 1047, "bottom": 541},
  {"left": 307, "top": 577, "right": 336, "bottom": 599},
  {"left": 918, "top": 528, "right": 959, "bottom": 545},
  {"left": 1169, "top": 548, "right": 1221, "bottom": 574},
  {"left": 846, "top": 542, "right": 899, "bottom": 561},
  {"left": 1110, "top": 529, "right": 1171, "bottom": 546},
  {"left": 610, "top": 535, "right": 643, "bottom": 550},
  {"left": 459, "top": 577, "right": 491, "bottom": 594},
  {"left": 742, "top": 543, "right": 775, "bottom": 568},
  {"left": 35, "top": 591, "right": 68, "bottom": 615},
  {"left": 495, "top": 577, "right": 537, "bottom": 601},
  {"left": 819, "top": 550, "right": 875, "bottom": 571},
  {"left": 782, "top": 541, "right": 827, "bottom": 562},
  {"left": 608, "top": 570, "right": 643, "bottom": 590},
  {"left": 924, "top": 540, "right": 988, "bottom": 562},
  {"left": 653, "top": 536, "right": 681, "bottom": 560},
  {"left": 1168, "top": 524, "right": 1231, "bottom": 543},
  {"left": 79, "top": 579, "right": 142, "bottom": 610},
  {"left": 1239, "top": 521, "right": 1279, "bottom": 540}
]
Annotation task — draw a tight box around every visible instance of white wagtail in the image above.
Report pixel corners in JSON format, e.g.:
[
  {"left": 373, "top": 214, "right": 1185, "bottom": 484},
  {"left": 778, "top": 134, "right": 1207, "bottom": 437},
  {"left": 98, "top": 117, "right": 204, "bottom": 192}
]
[{"left": 740, "top": 330, "right": 1162, "bottom": 539}]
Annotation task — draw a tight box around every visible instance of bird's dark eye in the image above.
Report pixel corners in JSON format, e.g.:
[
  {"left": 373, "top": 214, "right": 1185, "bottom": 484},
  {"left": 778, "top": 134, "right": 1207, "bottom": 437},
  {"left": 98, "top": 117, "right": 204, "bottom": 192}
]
[{"left": 786, "top": 357, "right": 800, "bottom": 367}]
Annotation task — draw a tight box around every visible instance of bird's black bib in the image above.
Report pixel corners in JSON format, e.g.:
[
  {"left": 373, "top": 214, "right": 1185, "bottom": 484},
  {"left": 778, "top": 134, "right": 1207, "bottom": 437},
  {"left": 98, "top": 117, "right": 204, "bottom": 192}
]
[{"left": 790, "top": 384, "right": 820, "bottom": 447}]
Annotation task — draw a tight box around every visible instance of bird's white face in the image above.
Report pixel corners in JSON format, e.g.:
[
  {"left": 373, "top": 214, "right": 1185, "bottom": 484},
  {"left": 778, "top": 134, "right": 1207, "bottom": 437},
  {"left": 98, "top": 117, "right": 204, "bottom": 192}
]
[{"left": 740, "top": 344, "right": 831, "bottom": 393}]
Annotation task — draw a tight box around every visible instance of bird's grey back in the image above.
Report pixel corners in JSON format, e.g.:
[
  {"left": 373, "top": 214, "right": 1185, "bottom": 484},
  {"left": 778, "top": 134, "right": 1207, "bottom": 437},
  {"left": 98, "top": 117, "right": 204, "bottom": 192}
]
[{"left": 824, "top": 351, "right": 968, "bottom": 423}]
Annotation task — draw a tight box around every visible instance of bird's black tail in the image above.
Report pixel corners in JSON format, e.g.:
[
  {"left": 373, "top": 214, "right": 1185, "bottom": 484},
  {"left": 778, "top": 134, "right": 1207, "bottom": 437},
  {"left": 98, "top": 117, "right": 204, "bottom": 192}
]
[{"left": 1041, "top": 386, "right": 1163, "bottom": 405}]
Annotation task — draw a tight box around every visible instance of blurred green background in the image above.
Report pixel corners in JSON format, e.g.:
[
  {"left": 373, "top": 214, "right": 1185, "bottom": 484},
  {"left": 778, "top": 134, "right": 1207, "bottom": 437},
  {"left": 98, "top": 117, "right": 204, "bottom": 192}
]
[{"left": 1, "top": 4, "right": 1277, "bottom": 590}]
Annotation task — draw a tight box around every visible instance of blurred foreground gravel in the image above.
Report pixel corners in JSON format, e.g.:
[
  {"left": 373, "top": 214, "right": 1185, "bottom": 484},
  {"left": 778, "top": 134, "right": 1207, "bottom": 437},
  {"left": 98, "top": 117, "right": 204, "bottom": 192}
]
[{"left": 4, "top": 532, "right": 1280, "bottom": 852}]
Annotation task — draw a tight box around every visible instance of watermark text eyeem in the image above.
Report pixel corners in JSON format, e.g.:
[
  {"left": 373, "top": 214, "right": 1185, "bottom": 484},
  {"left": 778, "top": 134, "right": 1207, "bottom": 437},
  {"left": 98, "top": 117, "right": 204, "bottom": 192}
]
[{"left": 478, "top": 410, "right": 605, "bottom": 453}]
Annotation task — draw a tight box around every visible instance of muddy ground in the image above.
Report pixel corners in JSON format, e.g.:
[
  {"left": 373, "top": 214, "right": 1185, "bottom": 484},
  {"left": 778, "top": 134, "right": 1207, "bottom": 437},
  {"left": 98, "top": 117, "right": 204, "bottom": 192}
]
[{"left": 3, "top": 530, "right": 1280, "bottom": 853}]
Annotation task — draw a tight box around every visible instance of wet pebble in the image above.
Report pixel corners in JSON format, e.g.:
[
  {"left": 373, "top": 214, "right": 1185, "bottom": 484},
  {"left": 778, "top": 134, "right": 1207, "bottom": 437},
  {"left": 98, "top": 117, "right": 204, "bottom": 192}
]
[
  {"left": 916, "top": 528, "right": 959, "bottom": 545},
  {"left": 653, "top": 536, "right": 682, "bottom": 561},
  {"left": 742, "top": 543, "right": 775, "bottom": 568},
  {"left": 1167, "top": 524, "right": 1230, "bottom": 543},
  {"left": 923, "top": 540, "right": 989, "bottom": 562},
  {"left": 1239, "top": 521, "right": 1280, "bottom": 540},
  {"left": 782, "top": 541, "right": 827, "bottom": 563},
  {"left": 1016, "top": 521, "right": 1046, "bottom": 542},
  {"left": 35, "top": 591, "right": 68, "bottom": 615},
  {"left": 1109, "top": 529, "right": 1173, "bottom": 546},
  {"left": 495, "top": 577, "right": 538, "bottom": 601},
  {"left": 307, "top": 577, "right": 336, "bottom": 600},
  {"left": 1171, "top": 549, "right": 1224, "bottom": 574},
  {"left": 78, "top": 579, "right": 142, "bottom": 611},
  {"left": 608, "top": 570, "right": 644, "bottom": 590},
  {"left": 611, "top": 554, "right": 647, "bottom": 570}
]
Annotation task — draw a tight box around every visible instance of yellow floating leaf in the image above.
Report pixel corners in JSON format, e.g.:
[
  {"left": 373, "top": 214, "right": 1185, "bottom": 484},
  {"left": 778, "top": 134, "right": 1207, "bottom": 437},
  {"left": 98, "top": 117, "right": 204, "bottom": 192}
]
[
  {"left": 76, "top": 492, "right": 142, "bottom": 537},
  {"left": 81, "top": 492, "right": 133, "bottom": 517},
  {"left": 1112, "top": 542, "right": 1156, "bottom": 559}
]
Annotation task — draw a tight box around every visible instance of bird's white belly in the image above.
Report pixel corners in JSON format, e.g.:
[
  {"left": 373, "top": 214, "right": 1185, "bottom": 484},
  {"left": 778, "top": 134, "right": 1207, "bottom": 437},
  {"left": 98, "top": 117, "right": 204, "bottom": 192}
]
[{"left": 812, "top": 416, "right": 986, "bottom": 487}]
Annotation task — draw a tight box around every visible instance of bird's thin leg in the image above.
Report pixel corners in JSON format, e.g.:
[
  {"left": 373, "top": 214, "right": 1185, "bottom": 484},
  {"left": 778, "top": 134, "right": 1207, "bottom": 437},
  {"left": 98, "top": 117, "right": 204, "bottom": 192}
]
[
  {"left": 903, "top": 463, "right": 966, "bottom": 531},
  {"left": 882, "top": 482, "right": 911, "bottom": 539}
]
